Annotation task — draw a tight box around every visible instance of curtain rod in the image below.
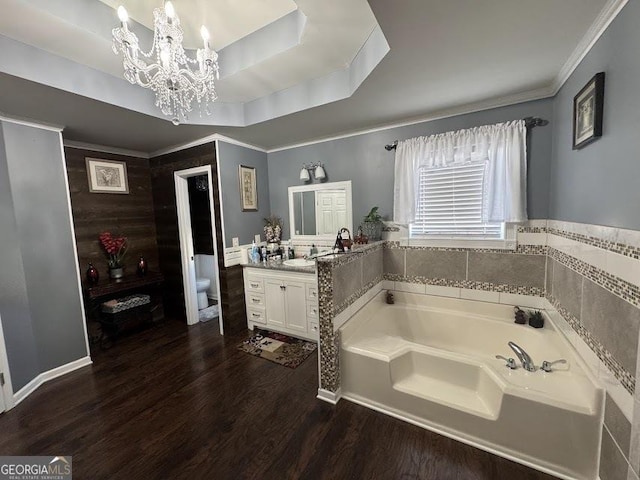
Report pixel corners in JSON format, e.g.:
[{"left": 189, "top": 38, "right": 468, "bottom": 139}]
[{"left": 383, "top": 116, "right": 549, "bottom": 151}]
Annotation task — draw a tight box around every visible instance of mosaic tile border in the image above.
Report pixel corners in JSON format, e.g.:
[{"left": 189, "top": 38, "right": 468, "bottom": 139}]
[
  {"left": 384, "top": 274, "right": 545, "bottom": 297},
  {"left": 383, "top": 243, "right": 548, "bottom": 256},
  {"left": 317, "top": 260, "right": 340, "bottom": 392},
  {"left": 334, "top": 275, "right": 384, "bottom": 316},
  {"left": 548, "top": 247, "right": 640, "bottom": 309},
  {"left": 548, "top": 295, "right": 635, "bottom": 395},
  {"left": 517, "top": 226, "right": 548, "bottom": 234},
  {"left": 549, "top": 228, "right": 640, "bottom": 260}
]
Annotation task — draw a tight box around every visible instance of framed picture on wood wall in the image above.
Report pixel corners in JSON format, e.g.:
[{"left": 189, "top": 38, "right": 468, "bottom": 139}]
[
  {"left": 239, "top": 165, "right": 258, "bottom": 211},
  {"left": 573, "top": 72, "right": 605, "bottom": 150},
  {"left": 86, "top": 158, "right": 129, "bottom": 194}
]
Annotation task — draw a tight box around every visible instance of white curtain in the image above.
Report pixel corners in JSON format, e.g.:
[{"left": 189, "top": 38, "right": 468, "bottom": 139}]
[{"left": 392, "top": 120, "right": 527, "bottom": 225}]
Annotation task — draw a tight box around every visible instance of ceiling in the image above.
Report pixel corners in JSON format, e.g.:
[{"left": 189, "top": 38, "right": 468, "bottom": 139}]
[{"left": 0, "top": 0, "right": 615, "bottom": 152}]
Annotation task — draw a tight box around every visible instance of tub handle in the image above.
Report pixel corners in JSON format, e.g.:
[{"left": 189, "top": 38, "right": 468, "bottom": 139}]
[
  {"left": 495, "top": 355, "right": 517, "bottom": 369},
  {"left": 541, "top": 359, "right": 567, "bottom": 372}
]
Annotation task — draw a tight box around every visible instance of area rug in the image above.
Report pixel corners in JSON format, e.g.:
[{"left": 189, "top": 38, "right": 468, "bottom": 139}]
[
  {"left": 199, "top": 305, "right": 219, "bottom": 322},
  {"left": 238, "top": 329, "right": 317, "bottom": 368}
]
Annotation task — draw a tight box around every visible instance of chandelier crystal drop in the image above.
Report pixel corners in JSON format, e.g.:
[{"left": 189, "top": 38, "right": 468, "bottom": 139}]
[{"left": 112, "top": 2, "right": 219, "bottom": 125}]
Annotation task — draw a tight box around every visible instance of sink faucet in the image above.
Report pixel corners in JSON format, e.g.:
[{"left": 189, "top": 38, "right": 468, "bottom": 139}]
[{"left": 508, "top": 341, "right": 536, "bottom": 372}]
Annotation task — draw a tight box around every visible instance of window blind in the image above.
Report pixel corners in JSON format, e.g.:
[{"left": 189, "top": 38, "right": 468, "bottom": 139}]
[{"left": 410, "top": 161, "right": 502, "bottom": 238}]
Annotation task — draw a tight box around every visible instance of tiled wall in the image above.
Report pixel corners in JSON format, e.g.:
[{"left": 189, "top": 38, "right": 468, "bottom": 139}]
[
  {"left": 316, "top": 242, "right": 385, "bottom": 393},
  {"left": 542, "top": 220, "right": 640, "bottom": 480},
  {"left": 317, "top": 220, "right": 640, "bottom": 479}
]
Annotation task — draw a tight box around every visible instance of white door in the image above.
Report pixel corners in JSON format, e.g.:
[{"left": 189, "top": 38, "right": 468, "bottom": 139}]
[
  {"left": 264, "top": 279, "right": 286, "bottom": 327},
  {"left": 0, "top": 372, "right": 5, "bottom": 413},
  {"left": 0, "top": 314, "right": 11, "bottom": 413},
  {"left": 284, "top": 281, "right": 307, "bottom": 333},
  {"left": 316, "top": 190, "right": 347, "bottom": 235}
]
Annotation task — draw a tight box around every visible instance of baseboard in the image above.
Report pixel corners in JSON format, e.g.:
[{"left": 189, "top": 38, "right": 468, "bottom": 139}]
[
  {"left": 13, "top": 356, "right": 92, "bottom": 407},
  {"left": 317, "top": 388, "right": 341, "bottom": 404}
]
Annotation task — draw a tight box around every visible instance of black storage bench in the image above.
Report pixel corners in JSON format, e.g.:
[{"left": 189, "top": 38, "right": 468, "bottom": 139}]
[{"left": 99, "top": 294, "right": 155, "bottom": 347}]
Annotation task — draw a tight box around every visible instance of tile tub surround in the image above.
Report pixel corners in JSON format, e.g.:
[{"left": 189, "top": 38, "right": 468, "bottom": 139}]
[
  {"left": 383, "top": 243, "right": 546, "bottom": 297},
  {"left": 316, "top": 242, "right": 385, "bottom": 392}
]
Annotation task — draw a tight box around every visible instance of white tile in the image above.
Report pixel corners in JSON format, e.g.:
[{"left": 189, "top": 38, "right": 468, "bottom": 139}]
[
  {"left": 460, "top": 288, "right": 500, "bottom": 303},
  {"left": 498, "top": 293, "right": 545, "bottom": 309},
  {"left": 516, "top": 232, "right": 547, "bottom": 246},
  {"left": 606, "top": 250, "right": 640, "bottom": 286},
  {"left": 424, "top": 285, "right": 460, "bottom": 298},
  {"left": 575, "top": 338, "right": 600, "bottom": 380},
  {"left": 394, "top": 281, "right": 426, "bottom": 294},
  {"left": 523, "top": 219, "right": 548, "bottom": 228}
]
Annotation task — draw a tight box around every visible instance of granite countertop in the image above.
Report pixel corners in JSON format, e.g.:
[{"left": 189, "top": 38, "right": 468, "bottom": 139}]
[
  {"left": 243, "top": 260, "right": 316, "bottom": 275},
  {"left": 315, "top": 241, "right": 385, "bottom": 264}
]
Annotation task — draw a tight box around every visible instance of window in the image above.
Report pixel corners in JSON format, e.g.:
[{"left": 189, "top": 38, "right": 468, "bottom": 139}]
[{"left": 410, "top": 160, "right": 503, "bottom": 239}]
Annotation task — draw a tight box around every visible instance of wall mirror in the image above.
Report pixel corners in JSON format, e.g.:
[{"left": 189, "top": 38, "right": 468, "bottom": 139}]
[{"left": 288, "top": 181, "right": 353, "bottom": 240}]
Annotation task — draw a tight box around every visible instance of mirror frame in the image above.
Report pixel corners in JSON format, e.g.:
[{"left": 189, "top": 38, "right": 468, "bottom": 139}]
[{"left": 288, "top": 180, "right": 353, "bottom": 241}]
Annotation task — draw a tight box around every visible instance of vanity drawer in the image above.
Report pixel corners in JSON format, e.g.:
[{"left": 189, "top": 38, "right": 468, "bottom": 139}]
[
  {"left": 306, "top": 284, "right": 318, "bottom": 301},
  {"left": 309, "top": 322, "right": 319, "bottom": 336},
  {"left": 245, "top": 277, "right": 264, "bottom": 293},
  {"left": 307, "top": 302, "right": 319, "bottom": 319},
  {"left": 247, "top": 307, "right": 266, "bottom": 325},
  {"left": 246, "top": 293, "right": 265, "bottom": 308}
]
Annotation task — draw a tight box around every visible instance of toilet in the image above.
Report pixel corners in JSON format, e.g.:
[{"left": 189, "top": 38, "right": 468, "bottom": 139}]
[{"left": 196, "top": 277, "right": 211, "bottom": 310}]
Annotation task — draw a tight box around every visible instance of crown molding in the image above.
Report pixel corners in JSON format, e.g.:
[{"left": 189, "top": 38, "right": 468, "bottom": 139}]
[
  {"left": 63, "top": 140, "right": 149, "bottom": 159},
  {"left": 552, "top": 0, "right": 628, "bottom": 94},
  {"left": 0, "top": 112, "right": 63, "bottom": 132},
  {"left": 266, "top": 85, "right": 554, "bottom": 153},
  {"left": 149, "top": 133, "right": 267, "bottom": 158}
]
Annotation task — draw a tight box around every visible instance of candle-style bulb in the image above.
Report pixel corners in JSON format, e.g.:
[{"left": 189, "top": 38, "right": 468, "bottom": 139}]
[
  {"left": 164, "top": 1, "right": 175, "bottom": 19},
  {"left": 200, "top": 25, "right": 210, "bottom": 42},
  {"left": 117, "top": 5, "right": 128, "bottom": 23}
]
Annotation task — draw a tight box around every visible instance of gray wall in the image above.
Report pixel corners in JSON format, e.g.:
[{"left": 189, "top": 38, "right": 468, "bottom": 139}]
[
  {"left": 268, "top": 99, "right": 553, "bottom": 238},
  {"left": 0, "top": 124, "right": 40, "bottom": 391},
  {"left": 549, "top": 0, "right": 640, "bottom": 230},
  {"left": 218, "top": 141, "right": 270, "bottom": 246},
  {"left": 0, "top": 121, "right": 88, "bottom": 391}
]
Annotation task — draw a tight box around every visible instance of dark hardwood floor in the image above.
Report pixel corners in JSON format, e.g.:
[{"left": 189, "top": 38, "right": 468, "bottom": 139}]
[{"left": 0, "top": 320, "right": 558, "bottom": 480}]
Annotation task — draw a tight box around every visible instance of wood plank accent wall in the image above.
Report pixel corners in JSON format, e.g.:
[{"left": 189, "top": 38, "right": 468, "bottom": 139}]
[
  {"left": 149, "top": 142, "right": 246, "bottom": 334},
  {"left": 65, "top": 147, "right": 159, "bottom": 278}
]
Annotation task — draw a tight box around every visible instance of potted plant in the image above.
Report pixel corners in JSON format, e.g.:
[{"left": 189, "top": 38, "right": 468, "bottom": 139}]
[
  {"left": 99, "top": 232, "right": 128, "bottom": 279},
  {"left": 263, "top": 215, "right": 283, "bottom": 251},
  {"left": 360, "top": 206, "right": 383, "bottom": 241}
]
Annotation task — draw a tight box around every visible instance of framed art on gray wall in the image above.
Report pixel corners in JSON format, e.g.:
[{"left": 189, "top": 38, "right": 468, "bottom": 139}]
[
  {"left": 573, "top": 72, "right": 605, "bottom": 150},
  {"left": 239, "top": 165, "right": 258, "bottom": 211},
  {"left": 86, "top": 157, "right": 129, "bottom": 194}
]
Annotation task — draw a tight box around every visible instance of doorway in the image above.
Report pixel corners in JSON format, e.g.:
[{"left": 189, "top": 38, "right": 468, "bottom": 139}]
[
  {"left": 0, "top": 313, "right": 14, "bottom": 412},
  {"left": 174, "top": 166, "right": 224, "bottom": 332}
]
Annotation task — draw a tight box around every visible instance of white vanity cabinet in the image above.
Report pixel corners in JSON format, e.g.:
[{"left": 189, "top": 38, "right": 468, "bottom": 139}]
[{"left": 244, "top": 268, "right": 319, "bottom": 342}]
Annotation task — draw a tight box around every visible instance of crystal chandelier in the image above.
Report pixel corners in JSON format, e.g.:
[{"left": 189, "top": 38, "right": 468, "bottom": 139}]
[{"left": 112, "top": 2, "right": 219, "bottom": 125}]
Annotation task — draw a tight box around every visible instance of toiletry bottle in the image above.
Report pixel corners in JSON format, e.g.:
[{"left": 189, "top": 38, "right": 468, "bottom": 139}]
[
  {"left": 289, "top": 244, "right": 295, "bottom": 259},
  {"left": 251, "top": 241, "right": 258, "bottom": 263},
  {"left": 261, "top": 245, "right": 267, "bottom": 262},
  {"left": 311, "top": 244, "right": 317, "bottom": 256}
]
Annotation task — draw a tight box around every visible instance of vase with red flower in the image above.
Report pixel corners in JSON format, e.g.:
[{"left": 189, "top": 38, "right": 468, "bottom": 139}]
[{"left": 99, "top": 231, "right": 128, "bottom": 279}]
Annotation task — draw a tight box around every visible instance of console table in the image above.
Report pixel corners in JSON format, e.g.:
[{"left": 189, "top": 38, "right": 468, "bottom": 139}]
[{"left": 83, "top": 272, "right": 165, "bottom": 348}]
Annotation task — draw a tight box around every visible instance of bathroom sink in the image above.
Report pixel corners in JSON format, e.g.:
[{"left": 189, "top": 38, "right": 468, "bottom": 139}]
[{"left": 283, "top": 258, "right": 315, "bottom": 267}]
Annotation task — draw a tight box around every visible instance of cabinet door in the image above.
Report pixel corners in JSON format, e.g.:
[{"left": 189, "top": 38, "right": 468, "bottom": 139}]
[
  {"left": 264, "top": 279, "right": 286, "bottom": 327},
  {"left": 284, "top": 281, "right": 307, "bottom": 333}
]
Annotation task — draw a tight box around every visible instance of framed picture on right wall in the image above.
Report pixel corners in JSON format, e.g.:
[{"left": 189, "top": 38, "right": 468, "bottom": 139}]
[{"left": 573, "top": 72, "right": 605, "bottom": 150}]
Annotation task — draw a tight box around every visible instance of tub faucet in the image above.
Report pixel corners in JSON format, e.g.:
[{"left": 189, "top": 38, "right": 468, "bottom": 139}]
[{"left": 508, "top": 341, "right": 536, "bottom": 372}]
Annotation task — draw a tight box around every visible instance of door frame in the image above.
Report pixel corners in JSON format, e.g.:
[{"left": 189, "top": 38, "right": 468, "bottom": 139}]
[
  {"left": 0, "top": 313, "right": 15, "bottom": 411},
  {"left": 174, "top": 166, "right": 224, "bottom": 333}
]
